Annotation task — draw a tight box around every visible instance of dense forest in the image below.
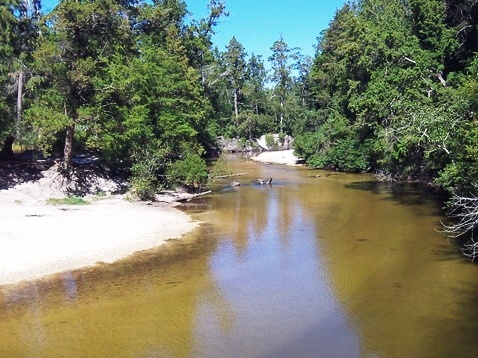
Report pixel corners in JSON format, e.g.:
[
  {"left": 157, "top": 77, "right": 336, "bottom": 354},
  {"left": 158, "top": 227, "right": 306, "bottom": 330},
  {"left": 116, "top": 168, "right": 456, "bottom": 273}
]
[{"left": 2, "top": 0, "right": 478, "bottom": 255}]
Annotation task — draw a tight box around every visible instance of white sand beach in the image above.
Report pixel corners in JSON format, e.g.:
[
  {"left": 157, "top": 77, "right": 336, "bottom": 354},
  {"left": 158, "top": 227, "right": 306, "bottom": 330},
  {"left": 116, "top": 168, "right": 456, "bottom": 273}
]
[
  {"left": 252, "top": 149, "right": 302, "bottom": 166},
  {"left": 0, "top": 192, "right": 198, "bottom": 286}
]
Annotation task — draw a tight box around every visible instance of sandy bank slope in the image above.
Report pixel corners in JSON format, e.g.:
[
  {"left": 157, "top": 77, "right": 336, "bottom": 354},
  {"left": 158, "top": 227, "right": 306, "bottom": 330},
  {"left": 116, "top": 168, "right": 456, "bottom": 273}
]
[
  {"left": 251, "top": 149, "right": 302, "bottom": 166},
  {"left": 0, "top": 197, "right": 198, "bottom": 286}
]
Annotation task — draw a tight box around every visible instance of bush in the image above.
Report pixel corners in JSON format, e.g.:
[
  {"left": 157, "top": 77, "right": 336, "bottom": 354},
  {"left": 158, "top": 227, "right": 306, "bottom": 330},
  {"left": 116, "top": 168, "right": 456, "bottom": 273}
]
[
  {"left": 167, "top": 152, "right": 209, "bottom": 192},
  {"left": 210, "top": 153, "right": 232, "bottom": 179},
  {"left": 265, "top": 133, "right": 278, "bottom": 150},
  {"left": 130, "top": 146, "right": 167, "bottom": 200},
  {"left": 294, "top": 113, "right": 372, "bottom": 172}
]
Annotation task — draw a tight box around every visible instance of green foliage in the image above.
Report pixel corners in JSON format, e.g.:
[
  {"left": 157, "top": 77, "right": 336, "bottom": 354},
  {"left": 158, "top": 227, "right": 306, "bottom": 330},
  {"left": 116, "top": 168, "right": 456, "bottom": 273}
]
[
  {"left": 294, "top": 113, "right": 372, "bottom": 172},
  {"left": 265, "top": 133, "right": 278, "bottom": 150},
  {"left": 224, "top": 36, "right": 247, "bottom": 122},
  {"left": 436, "top": 121, "right": 478, "bottom": 192},
  {"left": 130, "top": 144, "right": 168, "bottom": 201},
  {"left": 301, "top": 0, "right": 477, "bottom": 182},
  {"left": 167, "top": 151, "right": 209, "bottom": 192},
  {"left": 210, "top": 152, "right": 232, "bottom": 178},
  {"left": 46, "top": 197, "right": 89, "bottom": 205},
  {"left": 237, "top": 111, "right": 274, "bottom": 140},
  {"left": 6, "top": 0, "right": 478, "bottom": 217}
]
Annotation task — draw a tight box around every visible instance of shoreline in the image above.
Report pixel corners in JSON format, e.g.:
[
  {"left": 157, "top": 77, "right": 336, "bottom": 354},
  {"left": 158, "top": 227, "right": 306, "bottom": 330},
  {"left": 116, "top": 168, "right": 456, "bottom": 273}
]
[
  {"left": 0, "top": 195, "right": 198, "bottom": 286},
  {"left": 0, "top": 148, "right": 300, "bottom": 286}
]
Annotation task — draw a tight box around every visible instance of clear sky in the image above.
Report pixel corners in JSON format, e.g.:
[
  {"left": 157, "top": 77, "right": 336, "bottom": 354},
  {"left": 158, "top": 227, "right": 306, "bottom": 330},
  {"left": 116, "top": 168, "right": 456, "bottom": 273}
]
[
  {"left": 41, "top": 0, "right": 346, "bottom": 59},
  {"left": 186, "top": 0, "right": 346, "bottom": 59}
]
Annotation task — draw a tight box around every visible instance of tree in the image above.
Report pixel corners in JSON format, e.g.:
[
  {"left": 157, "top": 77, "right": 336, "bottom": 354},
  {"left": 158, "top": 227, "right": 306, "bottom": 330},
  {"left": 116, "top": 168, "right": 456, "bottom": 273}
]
[
  {"left": 0, "top": 0, "right": 19, "bottom": 137},
  {"left": 185, "top": 0, "right": 228, "bottom": 83},
  {"left": 26, "top": 0, "right": 136, "bottom": 169},
  {"left": 244, "top": 54, "right": 268, "bottom": 115},
  {"left": 0, "top": 0, "right": 40, "bottom": 143},
  {"left": 110, "top": 0, "right": 216, "bottom": 196},
  {"left": 298, "top": 0, "right": 466, "bottom": 175},
  {"left": 268, "top": 34, "right": 297, "bottom": 134},
  {"left": 224, "top": 36, "right": 247, "bottom": 125}
]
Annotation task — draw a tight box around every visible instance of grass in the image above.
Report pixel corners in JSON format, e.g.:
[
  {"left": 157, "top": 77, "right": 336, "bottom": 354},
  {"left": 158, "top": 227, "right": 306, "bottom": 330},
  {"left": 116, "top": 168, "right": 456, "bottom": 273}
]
[{"left": 46, "top": 196, "right": 90, "bottom": 206}]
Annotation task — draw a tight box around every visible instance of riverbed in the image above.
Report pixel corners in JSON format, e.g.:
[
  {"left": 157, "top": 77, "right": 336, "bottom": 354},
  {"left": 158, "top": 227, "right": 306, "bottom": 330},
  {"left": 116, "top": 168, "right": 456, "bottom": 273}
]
[{"left": 1, "top": 155, "right": 477, "bottom": 357}]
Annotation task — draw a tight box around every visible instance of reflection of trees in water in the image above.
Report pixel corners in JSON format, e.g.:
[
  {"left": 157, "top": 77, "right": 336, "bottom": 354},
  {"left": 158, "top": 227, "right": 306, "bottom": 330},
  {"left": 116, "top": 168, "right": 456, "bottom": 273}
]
[
  {"left": 211, "top": 170, "right": 312, "bottom": 258},
  {"left": 299, "top": 174, "right": 478, "bottom": 358}
]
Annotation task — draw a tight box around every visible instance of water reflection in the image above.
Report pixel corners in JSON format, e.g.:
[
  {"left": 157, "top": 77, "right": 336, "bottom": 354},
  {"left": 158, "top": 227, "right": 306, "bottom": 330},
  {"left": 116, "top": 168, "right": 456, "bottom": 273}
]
[{"left": 192, "top": 164, "right": 361, "bottom": 357}]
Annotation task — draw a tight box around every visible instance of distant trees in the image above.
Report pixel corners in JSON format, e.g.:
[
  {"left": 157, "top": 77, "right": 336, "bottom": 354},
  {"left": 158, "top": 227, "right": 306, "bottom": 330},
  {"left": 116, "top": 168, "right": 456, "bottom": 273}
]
[{"left": 268, "top": 34, "right": 298, "bottom": 134}]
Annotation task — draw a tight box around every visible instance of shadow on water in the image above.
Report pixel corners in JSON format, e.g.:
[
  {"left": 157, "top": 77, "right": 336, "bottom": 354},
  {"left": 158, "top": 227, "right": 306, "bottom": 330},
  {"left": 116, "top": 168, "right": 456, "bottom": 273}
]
[
  {"left": 346, "top": 179, "right": 478, "bottom": 267},
  {"left": 345, "top": 180, "right": 446, "bottom": 216}
]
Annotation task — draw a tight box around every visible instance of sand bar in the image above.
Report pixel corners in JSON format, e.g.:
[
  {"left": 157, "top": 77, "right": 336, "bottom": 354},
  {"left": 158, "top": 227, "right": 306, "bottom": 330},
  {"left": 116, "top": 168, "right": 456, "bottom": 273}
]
[
  {"left": 252, "top": 149, "right": 302, "bottom": 166},
  {"left": 0, "top": 196, "right": 198, "bottom": 286}
]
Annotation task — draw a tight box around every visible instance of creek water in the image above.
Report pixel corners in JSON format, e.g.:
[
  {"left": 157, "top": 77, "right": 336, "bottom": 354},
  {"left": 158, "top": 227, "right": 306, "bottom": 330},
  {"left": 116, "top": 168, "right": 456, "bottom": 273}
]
[{"left": 1, "top": 155, "right": 478, "bottom": 358}]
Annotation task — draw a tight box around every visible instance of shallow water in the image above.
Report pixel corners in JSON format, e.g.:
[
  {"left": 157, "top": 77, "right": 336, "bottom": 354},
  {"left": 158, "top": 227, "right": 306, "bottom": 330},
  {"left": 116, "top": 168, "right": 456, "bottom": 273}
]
[{"left": 1, "top": 156, "right": 478, "bottom": 357}]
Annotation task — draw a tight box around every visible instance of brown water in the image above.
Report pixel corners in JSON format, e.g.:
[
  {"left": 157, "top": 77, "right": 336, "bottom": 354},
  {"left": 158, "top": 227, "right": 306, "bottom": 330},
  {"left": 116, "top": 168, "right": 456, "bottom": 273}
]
[{"left": 1, "top": 156, "right": 478, "bottom": 358}]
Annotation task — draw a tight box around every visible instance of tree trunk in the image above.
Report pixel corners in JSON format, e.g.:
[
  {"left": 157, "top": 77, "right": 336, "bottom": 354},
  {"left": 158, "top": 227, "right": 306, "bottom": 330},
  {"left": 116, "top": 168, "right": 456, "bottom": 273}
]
[
  {"left": 16, "top": 70, "right": 24, "bottom": 139},
  {"left": 63, "top": 124, "right": 75, "bottom": 169},
  {"left": 279, "top": 98, "right": 284, "bottom": 133},
  {"left": 233, "top": 88, "right": 239, "bottom": 126},
  {"left": 62, "top": 102, "right": 75, "bottom": 171}
]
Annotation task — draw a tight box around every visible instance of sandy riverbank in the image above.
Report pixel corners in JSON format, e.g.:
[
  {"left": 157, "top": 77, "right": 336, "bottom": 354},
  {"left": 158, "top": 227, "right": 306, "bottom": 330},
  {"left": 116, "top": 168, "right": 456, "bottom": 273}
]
[
  {"left": 0, "top": 149, "right": 300, "bottom": 286},
  {"left": 0, "top": 191, "right": 198, "bottom": 286},
  {"left": 251, "top": 149, "right": 302, "bottom": 166}
]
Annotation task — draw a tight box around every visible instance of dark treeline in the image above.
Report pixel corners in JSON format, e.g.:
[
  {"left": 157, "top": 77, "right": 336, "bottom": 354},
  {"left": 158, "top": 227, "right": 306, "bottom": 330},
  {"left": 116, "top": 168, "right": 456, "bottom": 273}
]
[{"left": 2, "top": 0, "right": 478, "bottom": 253}]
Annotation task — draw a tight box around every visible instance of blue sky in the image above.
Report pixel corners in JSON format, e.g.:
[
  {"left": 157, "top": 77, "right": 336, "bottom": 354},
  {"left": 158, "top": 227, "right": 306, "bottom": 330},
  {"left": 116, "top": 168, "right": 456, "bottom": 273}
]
[{"left": 41, "top": 0, "right": 346, "bottom": 59}]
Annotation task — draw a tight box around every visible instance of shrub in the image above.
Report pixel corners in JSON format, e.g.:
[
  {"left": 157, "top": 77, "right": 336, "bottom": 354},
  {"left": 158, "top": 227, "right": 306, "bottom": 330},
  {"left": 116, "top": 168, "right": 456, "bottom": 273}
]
[
  {"left": 167, "top": 152, "right": 209, "bottom": 192},
  {"left": 130, "top": 146, "right": 167, "bottom": 200}
]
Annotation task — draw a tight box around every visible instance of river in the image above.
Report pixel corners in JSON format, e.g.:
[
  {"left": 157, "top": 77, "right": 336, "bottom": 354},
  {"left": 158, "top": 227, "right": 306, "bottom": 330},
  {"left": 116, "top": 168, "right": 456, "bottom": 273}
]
[{"left": 1, "top": 155, "right": 478, "bottom": 357}]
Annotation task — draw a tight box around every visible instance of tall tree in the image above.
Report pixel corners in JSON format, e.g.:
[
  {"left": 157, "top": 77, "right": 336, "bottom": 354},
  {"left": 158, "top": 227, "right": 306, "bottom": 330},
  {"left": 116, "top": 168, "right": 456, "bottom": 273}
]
[
  {"left": 0, "top": 0, "right": 40, "bottom": 143},
  {"left": 268, "top": 34, "right": 297, "bottom": 134},
  {"left": 26, "top": 0, "right": 136, "bottom": 169},
  {"left": 0, "top": 0, "right": 19, "bottom": 136},
  {"left": 244, "top": 54, "right": 268, "bottom": 115},
  {"left": 185, "top": 0, "right": 228, "bottom": 83},
  {"left": 224, "top": 36, "right": 247, "bottom": 125}
]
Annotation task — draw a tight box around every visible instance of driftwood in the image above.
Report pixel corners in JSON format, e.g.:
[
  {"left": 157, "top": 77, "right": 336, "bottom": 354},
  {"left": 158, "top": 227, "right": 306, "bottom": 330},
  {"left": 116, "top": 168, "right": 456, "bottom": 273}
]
[
  {"left": 214, "top": 172, "right": 247, "bottom": 179},
  {"left": 155, "top": 190, "right": 212, "bottom": 203}
]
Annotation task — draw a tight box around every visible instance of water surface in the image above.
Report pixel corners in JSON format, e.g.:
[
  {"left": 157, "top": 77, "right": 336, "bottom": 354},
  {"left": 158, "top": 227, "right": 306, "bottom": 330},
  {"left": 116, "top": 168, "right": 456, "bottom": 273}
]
[{"left": 1, "top": 156, "right": 478, "bottom": 357}]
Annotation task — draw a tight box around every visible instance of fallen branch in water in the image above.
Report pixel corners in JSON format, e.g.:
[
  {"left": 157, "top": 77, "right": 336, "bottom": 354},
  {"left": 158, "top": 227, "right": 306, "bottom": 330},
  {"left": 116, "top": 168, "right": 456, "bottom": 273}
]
[
  {"left": 213, "top": 172, "right": 247, "bottom": 179},
  {"left": 155, "top": 190, "right": 212, "bottom": 203}
]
